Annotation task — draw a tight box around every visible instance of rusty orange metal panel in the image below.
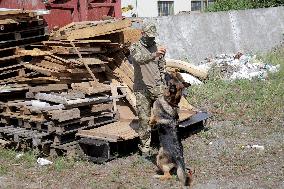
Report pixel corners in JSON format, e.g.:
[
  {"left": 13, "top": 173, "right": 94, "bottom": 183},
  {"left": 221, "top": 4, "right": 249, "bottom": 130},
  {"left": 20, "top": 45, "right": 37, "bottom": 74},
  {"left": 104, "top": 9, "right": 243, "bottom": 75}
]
[{"left": 0, "top": 0, "right": 122, "bottom": 29}]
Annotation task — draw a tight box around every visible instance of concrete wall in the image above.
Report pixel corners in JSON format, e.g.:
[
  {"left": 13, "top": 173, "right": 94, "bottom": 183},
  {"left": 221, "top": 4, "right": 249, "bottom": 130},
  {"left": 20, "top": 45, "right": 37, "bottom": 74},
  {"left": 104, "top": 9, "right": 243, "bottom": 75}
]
[
  {"left": 122, "top": 0, "right": 191, "bottom": 17},
  {"left": 147, "top": 7, "right": 284, "bottom": 64}
]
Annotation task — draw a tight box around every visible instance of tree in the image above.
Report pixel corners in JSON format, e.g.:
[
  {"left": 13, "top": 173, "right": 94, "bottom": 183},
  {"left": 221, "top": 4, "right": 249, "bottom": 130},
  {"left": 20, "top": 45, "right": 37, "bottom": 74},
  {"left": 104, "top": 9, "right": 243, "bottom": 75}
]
[{"left": 206, "top": 0, "right": 284, "bottom": 12}]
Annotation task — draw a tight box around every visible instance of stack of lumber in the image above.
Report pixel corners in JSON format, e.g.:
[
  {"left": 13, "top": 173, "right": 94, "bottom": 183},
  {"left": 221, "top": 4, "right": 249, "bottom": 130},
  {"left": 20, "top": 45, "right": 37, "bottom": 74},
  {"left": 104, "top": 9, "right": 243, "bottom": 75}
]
[
  {"left": 0, "top": 82, "right": 119, "bottom": 155},
  {"left": 0, "top": 17, "right": 141, "bottom": 158},
  {"left": 0, "top": 10, "right": 48, "bottom": 85}
]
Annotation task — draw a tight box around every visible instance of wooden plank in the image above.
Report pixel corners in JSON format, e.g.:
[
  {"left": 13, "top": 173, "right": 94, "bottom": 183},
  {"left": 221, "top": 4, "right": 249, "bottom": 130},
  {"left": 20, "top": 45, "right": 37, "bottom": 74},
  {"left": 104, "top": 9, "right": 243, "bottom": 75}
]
[
  {"left": 91, "top": 103, "right": 113, "bottom": 113},
  {"left": 77, "top": 120, "right": 139, "bottom": 142},
  {"left": 16, "top": 49, "right": 50, "bottom": 57},
  {"left": 0, "top": 54, "right": 23, "bottom": 62},
  {"left": 34, "top": 93, "right": 111, "bottom": 106},
  {"left": 67, "top": 19, "right": 132, "bottom": 40},
  {"left": 0, "top": 35, "right": 48, "bottom": 47},
  {"left": 67, "top": 58, "right": 106, "bottom": 65},
  {"left": 120, "top": 28, "right": 141, "bottom": 44},
  {"left": 24, "top": 64, "right": 53, "bottom": 76},
  {"left": 36, "top": 60, "right": 66, "bottom": 71},
  {"left": 69, "top": 41, "right": 99, "bottom": 83},
  {"left": 0, "top": 10, "right": 37, "bottom": 17},
  {"left": 0, "top": 26, "right": 47, "bottom": 37},
  {"left": 71, "top": 82, "right": 111, "bottom": 95},
  {"left": 0, "top": 65, "right": 25, "bottom": 72},
  {"left": 50, "top": 46, "right": 104, "bottom": 55},
  {"left": 29, "top": 84, "right": 68, "bottom": 93},
  {"left": 54, "top": 115, "right": 116, "bottom": 134},
  {"left": 48, "top": 108, "right": 81, "bottom": 122},
  {"left": 0, "top": 19, "right": 17, "bottom": 25},
  {"left": 44, "top": 40, "right": 111, "bottom": 45},
  {"left": 165, "top": 58, "right": 208, "bottom": 79}
]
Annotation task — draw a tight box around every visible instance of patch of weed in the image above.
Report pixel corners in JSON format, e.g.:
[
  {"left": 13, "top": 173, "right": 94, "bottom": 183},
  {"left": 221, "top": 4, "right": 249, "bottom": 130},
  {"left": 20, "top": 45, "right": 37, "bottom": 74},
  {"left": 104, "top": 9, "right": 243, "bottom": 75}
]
[
  {"left": 0, "top": 164, "right": 8, "bottom": 176},
  {"left": 0, "top": 148, "right": 17, "bottom": 160},
  {"left": 18, "top": 151, "right": 37, "bottom": 168},
  {"left": 197, "top": 129, "right": 217, "bottom": 140},
  {"left": 53, "top": 157, "right": 75, "bottom": 172}
]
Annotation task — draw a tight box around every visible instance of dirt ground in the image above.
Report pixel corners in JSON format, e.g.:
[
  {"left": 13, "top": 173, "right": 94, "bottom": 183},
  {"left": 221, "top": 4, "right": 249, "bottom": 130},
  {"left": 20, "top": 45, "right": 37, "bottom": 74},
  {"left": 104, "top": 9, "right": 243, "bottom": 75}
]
[{"left": 0, "top": 118, "right": 283, "bottom": 189}]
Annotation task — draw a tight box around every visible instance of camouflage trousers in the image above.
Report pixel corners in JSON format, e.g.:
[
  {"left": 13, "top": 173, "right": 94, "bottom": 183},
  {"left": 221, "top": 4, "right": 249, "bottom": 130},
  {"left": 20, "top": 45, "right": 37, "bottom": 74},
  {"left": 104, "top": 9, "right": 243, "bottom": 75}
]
[{"left": 134, "top": 86, "right": 163, "bottom": 155}]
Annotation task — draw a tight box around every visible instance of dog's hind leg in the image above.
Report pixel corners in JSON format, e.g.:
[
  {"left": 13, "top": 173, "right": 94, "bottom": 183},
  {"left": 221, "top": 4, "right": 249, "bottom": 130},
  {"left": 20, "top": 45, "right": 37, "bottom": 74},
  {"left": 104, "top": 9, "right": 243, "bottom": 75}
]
[
  {"left": 176, "top": 158, "right": 193, "bottom": 187},
  {"left": 154, "top": 163, "right": 175, "bottom": 180}
]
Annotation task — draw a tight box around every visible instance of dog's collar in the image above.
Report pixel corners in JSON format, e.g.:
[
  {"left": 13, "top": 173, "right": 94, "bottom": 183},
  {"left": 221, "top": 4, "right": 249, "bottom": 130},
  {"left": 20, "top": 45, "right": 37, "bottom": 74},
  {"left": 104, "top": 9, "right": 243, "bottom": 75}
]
[
  {"left": 167, "top": 100, "right": 179, "bottom": 108},
  {"left": 160, "top": 96, "right": 178, "bottom": 116},
  {"left": 164, "top": 96, "right": 179, "bottom": 108}
]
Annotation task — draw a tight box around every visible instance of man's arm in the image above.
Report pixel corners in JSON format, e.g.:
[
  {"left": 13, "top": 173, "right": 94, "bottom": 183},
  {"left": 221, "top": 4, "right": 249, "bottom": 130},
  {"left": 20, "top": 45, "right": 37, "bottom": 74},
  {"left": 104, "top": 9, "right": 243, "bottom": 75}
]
[
  {"left": 130, "top": 44, "right": 166, "bottom": 64},
  {"left": 129, "top": 45, "right": 155, "bottom": 64}
]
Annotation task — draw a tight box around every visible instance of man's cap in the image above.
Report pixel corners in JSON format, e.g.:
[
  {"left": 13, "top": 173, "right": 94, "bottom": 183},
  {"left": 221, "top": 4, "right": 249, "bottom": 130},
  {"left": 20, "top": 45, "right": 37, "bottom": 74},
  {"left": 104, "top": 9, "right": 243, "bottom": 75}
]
[{"left": 142, "top": 22, "right": 158, "bottom": 37}]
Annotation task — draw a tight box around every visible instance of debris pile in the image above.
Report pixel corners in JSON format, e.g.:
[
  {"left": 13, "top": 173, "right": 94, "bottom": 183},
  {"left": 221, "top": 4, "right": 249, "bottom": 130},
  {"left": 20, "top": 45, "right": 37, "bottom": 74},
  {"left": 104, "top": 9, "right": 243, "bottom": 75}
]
[
  {"left": 0, "top": 11, "right": 202, "bottom": 162},
  {"left": 0, "top": 12, "right": 143, "bottom": 159},
  {"left": 199, "top": 53, "right": 280, "bottom": 81}
]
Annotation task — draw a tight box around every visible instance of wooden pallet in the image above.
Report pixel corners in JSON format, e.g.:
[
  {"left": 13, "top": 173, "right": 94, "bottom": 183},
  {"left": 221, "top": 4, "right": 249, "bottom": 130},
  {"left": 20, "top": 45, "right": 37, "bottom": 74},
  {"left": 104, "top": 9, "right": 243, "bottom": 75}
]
[
  {"left": 76, "top": 120, "right": 140, "bottom": 163},
  {"left": 77, "top": 119, "right": 139, "bottom": 142},
  {"left": 0, "top": 125, "right": 51, "bottom": 147},
  {"left": 53, "top": 116, "right": 117, "bottom": 145},
  {"left": 50, "top": 141, "right": 77, "bottom": 157},
  {"left": 0, "top": 28, "right": 48, "bottom": 48}
]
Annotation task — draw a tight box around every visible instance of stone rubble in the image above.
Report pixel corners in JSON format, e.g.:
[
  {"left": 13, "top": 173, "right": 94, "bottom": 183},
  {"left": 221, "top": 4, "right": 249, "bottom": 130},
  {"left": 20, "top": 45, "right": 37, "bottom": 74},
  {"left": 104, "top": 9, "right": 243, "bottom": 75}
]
[{"left": 198, "top": 52, "right": 280, "bottom": 81}]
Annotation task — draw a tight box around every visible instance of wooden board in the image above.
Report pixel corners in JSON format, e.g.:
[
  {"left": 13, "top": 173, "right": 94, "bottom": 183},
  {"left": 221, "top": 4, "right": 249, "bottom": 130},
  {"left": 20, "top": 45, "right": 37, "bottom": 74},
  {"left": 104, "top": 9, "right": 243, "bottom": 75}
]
[
  {"left": 66, "top": 19, "right": 132, "bottom": 40},
  {"left": 77, "top": 120, "right": 139, "bottom": 142}
]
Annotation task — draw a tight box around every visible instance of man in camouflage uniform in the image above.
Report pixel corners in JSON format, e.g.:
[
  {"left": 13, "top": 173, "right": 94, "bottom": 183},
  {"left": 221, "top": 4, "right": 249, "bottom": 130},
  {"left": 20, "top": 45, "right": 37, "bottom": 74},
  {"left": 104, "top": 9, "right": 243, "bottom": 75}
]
[{"left": 129, "top": 22, "right": 167, "bottom": 156}]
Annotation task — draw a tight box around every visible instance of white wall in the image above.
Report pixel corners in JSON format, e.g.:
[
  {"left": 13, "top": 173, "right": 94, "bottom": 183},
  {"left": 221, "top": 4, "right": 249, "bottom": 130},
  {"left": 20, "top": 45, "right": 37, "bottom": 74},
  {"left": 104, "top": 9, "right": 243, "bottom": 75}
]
[
  {"left": 121, "top": 0, "right": 191, "bottom": 17},
  {"left": 137, "top": 0, "right": 157, "bottom": 17}
]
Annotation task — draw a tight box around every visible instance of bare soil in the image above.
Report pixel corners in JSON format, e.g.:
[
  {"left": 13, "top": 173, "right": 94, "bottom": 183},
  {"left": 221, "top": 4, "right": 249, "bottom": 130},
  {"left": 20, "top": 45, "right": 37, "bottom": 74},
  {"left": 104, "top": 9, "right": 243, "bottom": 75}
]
[{"left": 0, "top": 118, "right": 283, "bottom": 189}]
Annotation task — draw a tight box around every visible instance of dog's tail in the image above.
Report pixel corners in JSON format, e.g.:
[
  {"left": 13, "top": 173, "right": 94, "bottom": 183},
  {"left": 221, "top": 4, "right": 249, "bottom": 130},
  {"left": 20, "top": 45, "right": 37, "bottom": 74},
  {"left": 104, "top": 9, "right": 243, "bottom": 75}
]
[{"left": 176, "top": 159, "right": 193, "bottom": 187}]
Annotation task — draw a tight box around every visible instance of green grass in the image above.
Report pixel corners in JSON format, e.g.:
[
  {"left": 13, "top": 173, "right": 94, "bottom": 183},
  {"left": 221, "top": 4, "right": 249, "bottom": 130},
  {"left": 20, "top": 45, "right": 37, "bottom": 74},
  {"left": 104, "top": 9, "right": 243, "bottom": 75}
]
[
  {"left": 0, "top": 148, "right": 17, "bottom": 160},
  {"left": 53, "top": 157, "right": 75, "bottom": 172},
  {"left": 187, "top": 46, "right": 284, "bottom": 128},
  {"left": 0, "top": 164, "right": 8, "bottom": 176}
]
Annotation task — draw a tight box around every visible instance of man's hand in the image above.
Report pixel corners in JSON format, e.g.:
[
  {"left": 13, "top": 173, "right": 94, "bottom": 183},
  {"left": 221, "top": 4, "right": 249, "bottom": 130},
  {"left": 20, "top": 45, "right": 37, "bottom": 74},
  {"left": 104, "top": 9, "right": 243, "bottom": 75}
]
[{"left": 155, "top": 47, "right": 166, "bottom": 58}]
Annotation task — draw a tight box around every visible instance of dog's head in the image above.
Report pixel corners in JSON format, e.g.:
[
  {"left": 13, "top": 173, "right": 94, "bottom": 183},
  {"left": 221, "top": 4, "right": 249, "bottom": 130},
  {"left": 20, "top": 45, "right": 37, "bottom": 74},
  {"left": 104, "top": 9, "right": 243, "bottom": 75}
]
[{"left": 163, "top": 72, "right": 189, "bottom": 107}]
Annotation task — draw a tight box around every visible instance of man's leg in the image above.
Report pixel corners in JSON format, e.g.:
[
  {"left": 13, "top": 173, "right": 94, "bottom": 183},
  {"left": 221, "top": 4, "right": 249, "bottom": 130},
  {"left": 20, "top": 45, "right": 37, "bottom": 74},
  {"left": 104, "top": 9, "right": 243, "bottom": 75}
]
[{"left": 134, "top": 91, "right": 152, "bottom": 156}]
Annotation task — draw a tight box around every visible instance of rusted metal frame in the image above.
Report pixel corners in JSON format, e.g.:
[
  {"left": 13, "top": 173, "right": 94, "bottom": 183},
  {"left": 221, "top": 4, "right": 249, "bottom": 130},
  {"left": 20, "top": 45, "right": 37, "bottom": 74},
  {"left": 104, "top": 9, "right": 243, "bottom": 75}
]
[
  {"left": 89, "top": 3, "right": 116, "bottom": 7},
  {"left": 47, "top": 0, "right": 80, "bottom": 22}
]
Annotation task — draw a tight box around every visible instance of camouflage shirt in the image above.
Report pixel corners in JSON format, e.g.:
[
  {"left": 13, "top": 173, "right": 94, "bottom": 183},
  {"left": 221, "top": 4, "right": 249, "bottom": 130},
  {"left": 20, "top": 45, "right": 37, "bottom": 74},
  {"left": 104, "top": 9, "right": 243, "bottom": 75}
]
[{"left": 129, "top": 39, "right": 166, "bottom": 93}]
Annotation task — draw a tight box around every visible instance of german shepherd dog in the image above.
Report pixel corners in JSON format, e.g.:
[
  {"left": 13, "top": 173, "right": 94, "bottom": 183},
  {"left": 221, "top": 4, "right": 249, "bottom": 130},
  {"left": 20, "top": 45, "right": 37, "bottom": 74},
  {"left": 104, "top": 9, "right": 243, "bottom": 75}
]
[{"left": 150, "top": 73, "right": 193, "bottom": 187}]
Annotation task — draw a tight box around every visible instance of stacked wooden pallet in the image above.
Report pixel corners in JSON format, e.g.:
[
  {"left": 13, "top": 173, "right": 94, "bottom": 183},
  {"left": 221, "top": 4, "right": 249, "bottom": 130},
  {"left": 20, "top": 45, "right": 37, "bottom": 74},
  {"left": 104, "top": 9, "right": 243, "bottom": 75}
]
[
  {"left": 0, "top": 18, "right": 141, "bottom": 159},
  {"left": 0, "top": 82, "right": 120, "bottom": 156},
  {"left": 0, "top": 10, "right": 48, "bottom": 48},
  {"left": 0, "top": 10, "right": 48, "bottom": 85}
]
